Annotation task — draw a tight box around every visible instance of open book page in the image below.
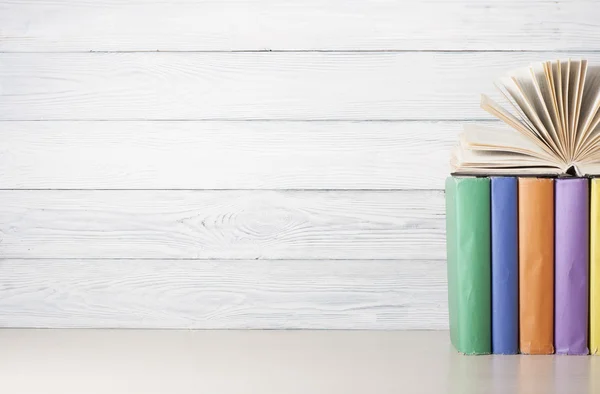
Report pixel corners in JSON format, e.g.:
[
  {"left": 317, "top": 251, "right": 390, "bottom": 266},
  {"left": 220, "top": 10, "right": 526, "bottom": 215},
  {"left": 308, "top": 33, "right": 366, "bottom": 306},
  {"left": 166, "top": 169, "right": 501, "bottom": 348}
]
[
  {"left": 451, "top": 149, "right": 563, "bottom": 174},
  {"left": 577, "top": 105, "right": 600, "bottom": 159},
  {"left": 562, "top": 59, "right": 571, "bottom": 154},
  {"left": 494, "top": 82, "right": 539, "bottom": 136},
  {"left": 575, "top": 65, "right": 600, "bottom": 158},
  {"left": 452, "top": 58, "right": 600, "bottom": 177},
  {"left": 498, "top": 73, "right": 561, "bottom": 156},
  {"left": 522, "top": 65, "right": 562, "bottom": 155},
  {"left": 538, "top": 62, "right": 564, "bottom": 150},
  {"left": 577, "top": 161, "right": 600, "bottom": 175},
  {"left": 568, "top": 60, "right": 584, "bottom": 156},
  {"left": 480, "top": 94, "right": 554, "bottom": 155},
  {"left": 452, "top": 124, "right": 563, "bottom": 174},
  {"left": 574, "top": 60, "right": 587, "bottom": 145},
  {"left": 461, "top": 124, "right": 556, "bottom": 161},
  {"left": 577, "top": 126, "right": 600, "bottom": 161}
]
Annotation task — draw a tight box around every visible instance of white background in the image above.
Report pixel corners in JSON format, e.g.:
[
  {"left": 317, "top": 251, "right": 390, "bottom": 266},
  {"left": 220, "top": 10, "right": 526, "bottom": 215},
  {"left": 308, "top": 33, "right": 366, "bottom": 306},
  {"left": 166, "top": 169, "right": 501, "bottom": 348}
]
[{"left": 0, "top": 0, "right": 596, "bottom": 328}]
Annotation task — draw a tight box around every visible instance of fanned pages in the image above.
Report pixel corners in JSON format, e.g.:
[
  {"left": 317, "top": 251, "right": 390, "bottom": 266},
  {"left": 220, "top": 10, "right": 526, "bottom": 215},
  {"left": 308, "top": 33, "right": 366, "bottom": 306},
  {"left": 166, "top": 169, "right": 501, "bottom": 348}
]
[{"left": 452, "top": 59, "right": 600, "bottom": 176}]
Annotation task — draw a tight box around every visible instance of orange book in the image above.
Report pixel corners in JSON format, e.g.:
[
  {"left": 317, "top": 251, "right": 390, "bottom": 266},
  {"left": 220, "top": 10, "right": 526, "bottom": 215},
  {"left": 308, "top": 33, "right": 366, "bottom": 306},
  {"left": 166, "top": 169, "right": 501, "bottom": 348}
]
[{"left": 518, "top": 178, "right": 554, "bottom": 354}]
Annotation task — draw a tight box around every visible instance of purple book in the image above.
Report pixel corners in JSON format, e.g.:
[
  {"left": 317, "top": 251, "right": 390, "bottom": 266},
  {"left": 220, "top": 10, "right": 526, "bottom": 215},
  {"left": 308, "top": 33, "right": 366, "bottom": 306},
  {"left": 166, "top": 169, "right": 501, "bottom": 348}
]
[{"left": 555, "top": 178, "right": 589, "bottom": 355}]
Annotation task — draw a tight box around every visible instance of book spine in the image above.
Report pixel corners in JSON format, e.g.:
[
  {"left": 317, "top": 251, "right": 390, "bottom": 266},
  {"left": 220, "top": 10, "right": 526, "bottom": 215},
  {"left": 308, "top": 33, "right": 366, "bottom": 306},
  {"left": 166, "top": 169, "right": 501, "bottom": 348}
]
[
  {"left": 555, "top": 178, "right": 589, "bottom": 355},
  {"left": 518, "top": 178, "right": 554, "bottom": 354},
  {"left": 590, "top": 179, "right": 600, "bottom": 354},
  {"left": 445, "top": 176, "right": 491, "bottom": 354},
  {"left": 490, "top": 177, "right": 518, "bottom": 354}
]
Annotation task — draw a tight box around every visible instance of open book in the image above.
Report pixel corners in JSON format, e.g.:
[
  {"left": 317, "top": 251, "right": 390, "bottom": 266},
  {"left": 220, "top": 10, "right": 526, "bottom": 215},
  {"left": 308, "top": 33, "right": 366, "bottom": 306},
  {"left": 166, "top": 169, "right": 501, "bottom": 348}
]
[{"left": 452, "top": 59, "right": 600, "bottom": 176}]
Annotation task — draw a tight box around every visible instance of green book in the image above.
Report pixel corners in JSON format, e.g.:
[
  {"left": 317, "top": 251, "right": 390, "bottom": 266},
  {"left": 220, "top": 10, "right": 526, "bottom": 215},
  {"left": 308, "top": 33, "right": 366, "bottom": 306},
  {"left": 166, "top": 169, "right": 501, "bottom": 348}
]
[{"left": 445, "top": 176, "right": 491, "bottom": 354}]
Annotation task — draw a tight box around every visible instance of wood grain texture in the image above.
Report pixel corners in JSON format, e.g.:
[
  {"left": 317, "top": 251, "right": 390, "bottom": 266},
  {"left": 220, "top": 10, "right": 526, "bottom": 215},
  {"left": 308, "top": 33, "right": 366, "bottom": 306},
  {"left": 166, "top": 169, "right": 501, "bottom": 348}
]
[
  {"left": 0, "top": 259, "right": 447, "bottom": 329},
  {"left": 1, "top": 0, "right": 598, "bottom": 51},
  {"left": 2, "top": 52, "right": 599, "bottom": 121},
  {"left": 0, "top": 190, "right": 445, "bottom": 260},
  {"left": 0, "top": 120, "right": 477, "bottom": 190}
]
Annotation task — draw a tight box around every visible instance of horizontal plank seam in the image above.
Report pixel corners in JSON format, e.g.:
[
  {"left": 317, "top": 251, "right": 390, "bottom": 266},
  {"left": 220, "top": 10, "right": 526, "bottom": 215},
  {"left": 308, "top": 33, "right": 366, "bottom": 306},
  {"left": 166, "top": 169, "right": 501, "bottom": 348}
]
[
  {"left": 0, "top": 258, "right": 446, "bottom": 262},
  {"left": 0, "top": 328, "right": 447, "bottom": 331},
  {"left": 0, "top": 118, "right": 496, "bottom": 122},
  {"left": 4, "top": 49, "right": 600, "bottom": 54},
  {"left": 0, "top": 188, "right": 445, "bottom": 192}
]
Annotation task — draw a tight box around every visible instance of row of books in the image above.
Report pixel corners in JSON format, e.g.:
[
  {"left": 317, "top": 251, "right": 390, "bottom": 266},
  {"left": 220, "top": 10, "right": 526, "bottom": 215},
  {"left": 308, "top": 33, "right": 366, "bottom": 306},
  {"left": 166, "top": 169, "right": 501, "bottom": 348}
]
[{"left": 445, "top": 176, "right": 600, "bottom": 355}]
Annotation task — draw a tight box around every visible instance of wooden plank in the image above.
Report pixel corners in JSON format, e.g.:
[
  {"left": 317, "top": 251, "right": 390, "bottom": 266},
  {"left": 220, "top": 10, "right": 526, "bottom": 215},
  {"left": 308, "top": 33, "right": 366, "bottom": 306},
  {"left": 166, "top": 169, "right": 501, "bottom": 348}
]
[
  {"left": 2, "top": 52, "right": 598, "bottom": 120},
  {"left": 1, "top": 0, "right": 598, "bottom": 51},
  {"left": 0, "top": 120, "right": 475, "bottom": 190},
  {"left": 0, "top": 190, "right": 445, "bottom": 260},
  {"left": 0, "top": 259, "right": 447, "bottom": 329}
]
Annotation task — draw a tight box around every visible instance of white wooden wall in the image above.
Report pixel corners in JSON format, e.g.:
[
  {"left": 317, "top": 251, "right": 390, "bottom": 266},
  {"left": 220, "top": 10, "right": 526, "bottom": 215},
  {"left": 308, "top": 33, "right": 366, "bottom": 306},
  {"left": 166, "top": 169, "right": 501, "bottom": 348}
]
[{"left": 0, "top": 0, "right": 596, "bottom": 328}]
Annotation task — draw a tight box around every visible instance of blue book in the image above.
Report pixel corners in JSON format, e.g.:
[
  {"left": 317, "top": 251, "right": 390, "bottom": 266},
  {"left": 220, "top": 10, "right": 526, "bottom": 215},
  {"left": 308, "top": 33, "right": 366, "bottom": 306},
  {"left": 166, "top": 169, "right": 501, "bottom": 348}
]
[{"left": 491, "top": 177, "right": 519, "bottom": 354}]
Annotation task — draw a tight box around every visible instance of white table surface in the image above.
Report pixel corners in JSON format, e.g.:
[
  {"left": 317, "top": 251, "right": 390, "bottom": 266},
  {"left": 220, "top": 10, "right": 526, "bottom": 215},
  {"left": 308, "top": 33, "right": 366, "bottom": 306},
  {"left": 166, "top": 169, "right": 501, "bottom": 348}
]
[{"left": 0, "top": 330, "right": 597, "bottom": 394}]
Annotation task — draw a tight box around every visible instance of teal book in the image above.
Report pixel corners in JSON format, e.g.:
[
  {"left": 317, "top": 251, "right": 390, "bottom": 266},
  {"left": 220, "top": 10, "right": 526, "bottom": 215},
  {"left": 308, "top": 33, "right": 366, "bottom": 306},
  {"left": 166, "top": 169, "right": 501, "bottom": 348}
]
[{"left": 445, "top": 176, "right": 491, "bottom": 354}]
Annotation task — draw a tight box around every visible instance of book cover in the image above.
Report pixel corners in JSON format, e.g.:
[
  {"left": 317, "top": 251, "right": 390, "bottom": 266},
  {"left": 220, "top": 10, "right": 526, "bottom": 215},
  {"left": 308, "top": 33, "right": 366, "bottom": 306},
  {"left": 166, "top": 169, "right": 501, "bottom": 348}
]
[
  {"left": 518, "top": 177, "right": 554, "bottom": 355},
  {"left": 445, "top": 176, "right": 491, "bottom": 355},
  {"left": 590, "top": 179, "right": 600, "bottom": 354},
  {"left": 490, "top": 177, "right": 518, "bottom": 354},
  {"left": 555, "top": 178, "right": 589, "bottom": 355}
]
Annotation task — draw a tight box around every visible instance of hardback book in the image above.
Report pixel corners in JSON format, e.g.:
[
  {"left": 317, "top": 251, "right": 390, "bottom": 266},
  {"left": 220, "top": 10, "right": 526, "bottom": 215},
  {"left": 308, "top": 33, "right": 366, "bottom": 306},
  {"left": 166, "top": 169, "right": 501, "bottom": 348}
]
[
  {"left": 591, "top": 179, "right": 600, "bottom": 354},
  {"left": 445, "top": 176, "right": 491, "bottom": 355},
  {"left": 490, "top": 177, "right": 518, "bottom": 354},
  {"left": 555, "top": 178, "right": 589, "bottom": 355},
  {"left": 447, "top": 59, "right": 600, "bottom": 356},
  {"left": 452, "top": 59, "right": 600, "bottom": 177},
  {"left": 518, "top": 178, "right": 554, "bottom": 355}
]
